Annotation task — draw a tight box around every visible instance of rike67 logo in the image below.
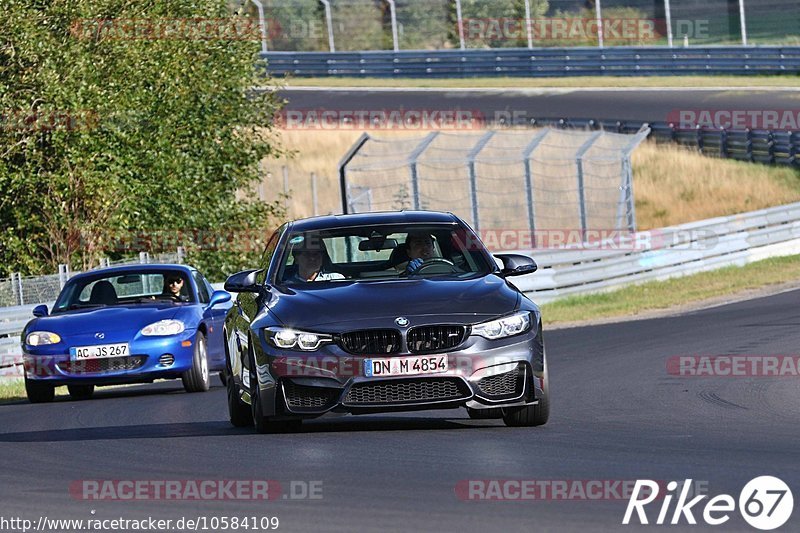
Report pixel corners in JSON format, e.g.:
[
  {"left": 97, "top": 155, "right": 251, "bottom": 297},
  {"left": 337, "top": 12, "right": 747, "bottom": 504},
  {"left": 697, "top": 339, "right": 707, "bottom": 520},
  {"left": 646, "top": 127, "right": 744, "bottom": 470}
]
[{"left": 623, "top": 477, "right": 793, "bottom": 530}]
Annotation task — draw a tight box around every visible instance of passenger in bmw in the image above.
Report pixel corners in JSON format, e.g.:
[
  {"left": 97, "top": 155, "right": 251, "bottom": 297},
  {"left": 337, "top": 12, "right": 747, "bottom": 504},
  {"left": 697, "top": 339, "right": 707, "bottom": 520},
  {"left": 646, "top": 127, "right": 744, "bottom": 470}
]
[{"left": 288, "top": 241, "right": 345, "bottom": 282}]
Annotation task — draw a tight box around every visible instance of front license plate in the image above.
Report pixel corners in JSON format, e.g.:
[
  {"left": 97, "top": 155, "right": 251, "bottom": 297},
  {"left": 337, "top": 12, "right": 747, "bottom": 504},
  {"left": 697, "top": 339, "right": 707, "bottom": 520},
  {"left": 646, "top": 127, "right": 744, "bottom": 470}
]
[
  {"left": 364, "top": 355, "right": 447, "bottom": 377},
  {"left": 70, "top": 343, "right": 129, "bottom": 361}
]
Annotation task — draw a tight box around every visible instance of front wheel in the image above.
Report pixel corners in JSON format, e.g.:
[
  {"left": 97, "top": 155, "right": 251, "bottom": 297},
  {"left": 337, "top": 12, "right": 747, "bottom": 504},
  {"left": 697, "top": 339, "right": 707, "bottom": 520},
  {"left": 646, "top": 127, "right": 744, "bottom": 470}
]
[
  {"left": 503, "top": 362, "right": 549, "bottom": 427},
  {"left": 67, "top": 384, "right": 94, "bottom": 400},
  {"left": 25, "top": 377, "right": 55, "bottom": 403},
  {"left": 182, "top": 332, "right": 210, "bottom": 393}
]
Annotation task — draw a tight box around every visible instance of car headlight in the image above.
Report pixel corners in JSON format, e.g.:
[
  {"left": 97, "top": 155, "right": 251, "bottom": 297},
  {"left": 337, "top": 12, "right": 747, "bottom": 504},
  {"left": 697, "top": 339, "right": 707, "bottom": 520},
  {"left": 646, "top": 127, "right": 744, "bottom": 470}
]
[
  {"left": 26, "top": 331, "right": 62, "bottom": 346},
  {"left": 471, "top": 311, "right": 532, "bottom": 340},
  {"left": 140, "top": 320, "right": 185, "bottom": 336},
  {"left": 265, "top": 327, "right": 332, "bottom": 351}
]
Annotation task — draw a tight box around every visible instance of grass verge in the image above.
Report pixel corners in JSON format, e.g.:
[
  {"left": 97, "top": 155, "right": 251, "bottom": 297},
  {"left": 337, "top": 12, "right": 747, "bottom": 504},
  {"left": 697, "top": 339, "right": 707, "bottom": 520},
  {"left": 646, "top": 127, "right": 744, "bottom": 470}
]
[
  {"left": 540, "top": 253, "right": 800, "bottom": 325},
  {"left": 283, "top": 75, "right": 800, "bottom": 89},
  {"left": 0, "top": 379, "right": 26, "bottom": 403}
]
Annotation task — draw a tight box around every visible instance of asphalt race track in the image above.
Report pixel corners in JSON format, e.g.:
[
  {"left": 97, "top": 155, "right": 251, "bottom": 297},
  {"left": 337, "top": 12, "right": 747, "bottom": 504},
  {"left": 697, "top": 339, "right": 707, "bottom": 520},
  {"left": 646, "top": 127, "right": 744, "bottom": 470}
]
[
  {"left": 2, "top": 289, "right": 799, "bottom": 532},
  {"left": 279, "top": 87, "right": 800, "bottom": 124}
]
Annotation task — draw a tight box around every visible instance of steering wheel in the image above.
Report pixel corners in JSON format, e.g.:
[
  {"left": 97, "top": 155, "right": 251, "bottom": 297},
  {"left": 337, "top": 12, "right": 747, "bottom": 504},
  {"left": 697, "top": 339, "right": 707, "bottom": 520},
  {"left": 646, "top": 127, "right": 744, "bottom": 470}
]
[{"left": 408, "top": 258, "right": 458, "bottom": 275}]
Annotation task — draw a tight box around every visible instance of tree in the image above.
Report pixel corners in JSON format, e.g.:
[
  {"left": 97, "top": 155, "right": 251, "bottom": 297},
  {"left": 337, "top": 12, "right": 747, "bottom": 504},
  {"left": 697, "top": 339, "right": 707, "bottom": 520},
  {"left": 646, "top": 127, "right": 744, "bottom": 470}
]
[{"left": 0, "top": 0, "right": 285, "bottom": 279}]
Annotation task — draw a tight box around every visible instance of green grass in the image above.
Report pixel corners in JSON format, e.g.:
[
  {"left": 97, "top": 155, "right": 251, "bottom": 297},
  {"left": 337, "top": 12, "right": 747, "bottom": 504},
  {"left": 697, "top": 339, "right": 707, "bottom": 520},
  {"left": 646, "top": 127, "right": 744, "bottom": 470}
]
[
  {"left": 541, "top": 253, "right": 800, "bottom": 325},
  {"left": 283, "top": 74, "right": 800, "bottom": 89},
  {"left": 0, "top": 379, "right": 26, "bottom": 403}
]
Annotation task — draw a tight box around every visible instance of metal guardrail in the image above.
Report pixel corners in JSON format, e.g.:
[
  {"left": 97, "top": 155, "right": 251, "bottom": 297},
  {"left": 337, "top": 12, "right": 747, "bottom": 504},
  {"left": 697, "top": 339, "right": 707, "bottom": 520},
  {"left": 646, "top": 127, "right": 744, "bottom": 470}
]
[
  {"left": 512, "top": 201, "right": 800, "bottom": 303},
  {"left": 516, "top": 118, "right": 800, "bottom": 168},
  {"left": 262, "top": 46, "right": 800, "bottom": 78}
]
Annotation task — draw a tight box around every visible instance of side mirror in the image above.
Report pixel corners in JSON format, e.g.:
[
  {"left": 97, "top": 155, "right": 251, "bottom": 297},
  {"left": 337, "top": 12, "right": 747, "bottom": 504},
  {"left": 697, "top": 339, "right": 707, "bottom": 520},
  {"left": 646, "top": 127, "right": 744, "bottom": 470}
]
[
  {"left": 224, "top": 269, "right": 263, "bottom": 293},
  {"left": 207, "top": 290, "right": 231, "bottom": 308},
  {"left": 32, "top": 304, "right": 49, "bottom": 317},
  {"left": 494, "top": 254, "right": 537, "bottom": 277}
]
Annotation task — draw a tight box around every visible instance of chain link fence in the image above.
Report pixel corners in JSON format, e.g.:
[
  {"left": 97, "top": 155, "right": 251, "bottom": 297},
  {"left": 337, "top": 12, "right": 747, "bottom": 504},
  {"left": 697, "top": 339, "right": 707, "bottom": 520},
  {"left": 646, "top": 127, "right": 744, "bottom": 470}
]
[
  {"left": 0, "top": 251, "right": 181, "bottom": 308},
  {"left": 339, "top": 127, "right": 649, "bottom": 240},
  {"left": 249, "top": 0, "right": 800, "bottom": 51}
]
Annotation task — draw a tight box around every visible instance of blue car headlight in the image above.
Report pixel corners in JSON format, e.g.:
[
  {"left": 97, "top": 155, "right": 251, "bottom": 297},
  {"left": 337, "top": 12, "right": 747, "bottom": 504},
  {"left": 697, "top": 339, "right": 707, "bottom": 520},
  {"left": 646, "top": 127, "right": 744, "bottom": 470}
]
[
  {"left": 140, "top": 320, "right": 185, "bottom": 336},
  {"left": 264, "top": 327, "right": 333, "bottom": 351},
  {"left": 471, "top": 311, "right": 532, "bottom": 340},
  {"left": 26, "top": 331, "right": 62, "bottom": 346}
]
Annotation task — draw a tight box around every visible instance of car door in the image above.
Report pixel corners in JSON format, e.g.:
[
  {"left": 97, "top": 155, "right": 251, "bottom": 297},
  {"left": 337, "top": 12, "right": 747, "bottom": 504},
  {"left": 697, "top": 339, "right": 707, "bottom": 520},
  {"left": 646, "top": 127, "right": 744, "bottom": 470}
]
[
  {"left": 194, "top": 270, "right": 226, "bottom": 364},
  {"left": 228, "top": 226, "right": 284, "bottom": 383}
]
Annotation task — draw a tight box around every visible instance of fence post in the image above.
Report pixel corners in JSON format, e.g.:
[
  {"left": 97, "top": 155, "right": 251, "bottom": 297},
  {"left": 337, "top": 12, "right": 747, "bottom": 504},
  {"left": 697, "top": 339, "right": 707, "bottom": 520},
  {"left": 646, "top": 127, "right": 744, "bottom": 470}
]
[
  {"left": 522, "top": 130, "right": 550, "bottom": 246},
  {"left": 407, "top": 132, "right": 440, "bottom": 211},
  {"left": 466, "top": 131, "right": 495, "bottom": 232},
  {"left": 282, "top": 166, "right": 290, "bottom": 211},
  {"left": 455, "top": 0, "right": 465, "bottom": 50},
  {"left": 177, "top": 246, "right": 185, "bottom": 264},
  {"left": 664, "top": 0, "right": 674, "bottom": 48},
  {"left": 58, "top": 264, "right": 67, "bottom": 289},
  {"left": 249, "top": 0, "right": 269, "bottom": 54},
  {"left": 738, "top": 0, "right": 748, "bottom": 46},
  {"left": 387, "top": 0, "right": 399, "bottom": 52},
  {"left": 311, "top": 173, "right": 319, "bottom": 216},
  {"left": 139, "top": 252, "right": 149, "bottom": 264},
  {"left": 319, "top": 0, "right": 335, "bottom": 52},
  {"left": 575, "top": 132, "right": 603, "bottom": 240},
  {"left": 595, "top": 0, "right": 604, "bottom": 48},
  {"left": 524, "top": 0, "right": 533, "bottom": 49},
  {"left": 720, "top": 128, "right": 728, "bottom": 158},
  {"left": 16, "top": 273, "right": 24, "bottom": 306}
]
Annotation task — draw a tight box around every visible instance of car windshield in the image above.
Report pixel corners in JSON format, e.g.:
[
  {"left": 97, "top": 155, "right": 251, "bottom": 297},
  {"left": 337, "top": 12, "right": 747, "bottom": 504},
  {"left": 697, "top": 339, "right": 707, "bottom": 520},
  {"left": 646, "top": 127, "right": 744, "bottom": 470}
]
[
  {"left": 52, "top": 270, "right": 195, "bottom": 313},
  {"left": 276, "top": 223, "right": 494, "bottom": 285}
]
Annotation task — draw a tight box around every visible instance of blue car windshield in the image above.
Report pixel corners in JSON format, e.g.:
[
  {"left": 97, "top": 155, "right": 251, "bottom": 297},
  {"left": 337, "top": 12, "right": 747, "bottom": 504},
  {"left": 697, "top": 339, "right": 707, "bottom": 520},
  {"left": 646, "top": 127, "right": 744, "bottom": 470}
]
[
  {"left": 276, "top": 223, "right": 495, "bottom": 285},
  {"left": 52, "top": 270, "right": 195, "bottom": 313}
]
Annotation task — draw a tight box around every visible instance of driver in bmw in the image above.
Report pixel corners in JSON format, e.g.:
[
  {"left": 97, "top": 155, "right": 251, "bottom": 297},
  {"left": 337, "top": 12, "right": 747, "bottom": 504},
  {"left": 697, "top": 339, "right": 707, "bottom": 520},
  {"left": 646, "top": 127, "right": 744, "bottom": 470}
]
[{"left": 403, "top": 231, "right": 437, "bottom": 274}]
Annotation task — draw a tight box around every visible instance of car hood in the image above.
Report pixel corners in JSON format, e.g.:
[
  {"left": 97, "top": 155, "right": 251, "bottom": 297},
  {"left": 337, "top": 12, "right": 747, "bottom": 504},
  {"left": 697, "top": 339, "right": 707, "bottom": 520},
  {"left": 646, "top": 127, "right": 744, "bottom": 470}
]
[
  {"left": 267, "top": 276, "right": 520, "bottom": 329},
  {"left": 27, "top": 304, "right": 185, "bottom": 338}
]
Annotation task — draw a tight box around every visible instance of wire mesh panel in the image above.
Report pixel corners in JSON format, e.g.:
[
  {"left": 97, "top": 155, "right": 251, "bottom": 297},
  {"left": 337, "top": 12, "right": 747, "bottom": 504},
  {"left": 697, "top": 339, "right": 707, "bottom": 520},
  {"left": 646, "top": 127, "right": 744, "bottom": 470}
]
[
  {"left": 340, "top": 127, "right": 648, "bottom": 250},
  {"left": 396, "top": 0, "right": 451, "bottom": 50},
  {"left": 262, "top": 0, "right": 329, "bottom": 51},
  {"left": 330, "top": 0, "right": 386, "bottom": 50},
  {"left": 743, "top": 0, "right": 800, "bottom": 45}
]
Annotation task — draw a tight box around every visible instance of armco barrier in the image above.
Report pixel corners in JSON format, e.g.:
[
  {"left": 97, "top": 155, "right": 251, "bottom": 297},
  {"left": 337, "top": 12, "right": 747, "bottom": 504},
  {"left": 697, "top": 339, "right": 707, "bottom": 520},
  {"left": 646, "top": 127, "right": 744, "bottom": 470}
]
[
  {"left": 513, "top": 201, "right": 800, "bottom": 303},
  {"left": 262, "top": 46, "right": 800, "bottom": 78}
]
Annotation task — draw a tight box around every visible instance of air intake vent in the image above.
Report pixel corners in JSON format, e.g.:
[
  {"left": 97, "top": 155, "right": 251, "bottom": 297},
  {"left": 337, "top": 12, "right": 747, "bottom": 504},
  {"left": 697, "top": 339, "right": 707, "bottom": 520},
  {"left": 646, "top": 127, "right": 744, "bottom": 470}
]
[
  {"left": 344, "top": 377, "right": 470, "bottom": 405},
  {"left": 158, "top": 354, "right": 175, "bottom": 367},
  {"left": 57, "top": 356, "right": 147, "bottom": 375},
  {"left": 407, "top": 325, "right": 466, "bottom": 354},
  {"left": 477, "top": 366, "right": 525, "bottom": 399},
  {"left": 283, "top": 381, "right": 340, "bottom": 411},
  {"left": 339, "top": 329, "right": 402, "bottom": 355}
]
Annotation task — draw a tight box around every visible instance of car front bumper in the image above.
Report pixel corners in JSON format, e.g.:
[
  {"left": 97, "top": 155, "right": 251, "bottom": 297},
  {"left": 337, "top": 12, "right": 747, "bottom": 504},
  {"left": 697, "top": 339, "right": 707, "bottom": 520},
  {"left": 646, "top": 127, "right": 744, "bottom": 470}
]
[
  {"left": 22, "top": 330, "right": 198, "bottom": 386},
  {"left": 247, "top": 328, "right": 545, "bottom": 419}
]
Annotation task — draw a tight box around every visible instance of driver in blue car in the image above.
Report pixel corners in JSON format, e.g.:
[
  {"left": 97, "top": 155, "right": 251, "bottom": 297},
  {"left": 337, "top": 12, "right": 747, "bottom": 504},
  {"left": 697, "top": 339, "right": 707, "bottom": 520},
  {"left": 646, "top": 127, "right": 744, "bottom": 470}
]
[{"left": 404, "top": 231, "right": 437, "bottom": 274}]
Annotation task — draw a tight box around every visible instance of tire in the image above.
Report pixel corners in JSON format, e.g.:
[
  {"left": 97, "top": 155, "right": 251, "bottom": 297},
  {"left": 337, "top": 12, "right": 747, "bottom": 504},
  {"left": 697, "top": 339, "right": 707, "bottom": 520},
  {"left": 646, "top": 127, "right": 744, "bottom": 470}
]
[
  {"left": 503, "top": 359, "right": 549, "bottom": 427},
  {"left": 182, "top": 332, "right": 210, "bottom": 393},
  {"left": 249, "top": 349, "right": 300, "bottom": 433},
  {"left": 67, "top": 384, "right": 94, "bottom": 400},
  {"left": 467, "top": 407, "right": 503, "bottom": 419},
  {"left": 218, "top": 370, "right": 227, "bottom": 387},
  {"left": 227, "top": 367, "right": 253, "bottom": 428},
  {"left": 25, "top": 377, "right": 55, "bottom": 404}
]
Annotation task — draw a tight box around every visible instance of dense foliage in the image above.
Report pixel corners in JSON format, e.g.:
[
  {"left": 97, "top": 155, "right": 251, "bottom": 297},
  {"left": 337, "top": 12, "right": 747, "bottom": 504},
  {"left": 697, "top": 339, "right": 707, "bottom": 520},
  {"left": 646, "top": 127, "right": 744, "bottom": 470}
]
[{"left": 1, "top": 0, "right": 285, "bottom": 279}]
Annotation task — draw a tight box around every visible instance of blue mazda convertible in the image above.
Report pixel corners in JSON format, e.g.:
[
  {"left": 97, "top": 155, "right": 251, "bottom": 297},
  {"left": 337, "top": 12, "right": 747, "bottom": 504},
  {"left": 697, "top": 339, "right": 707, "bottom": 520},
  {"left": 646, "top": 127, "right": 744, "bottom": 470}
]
[{"left": 21, "top": 264, "right": 231, "bottom": 402}]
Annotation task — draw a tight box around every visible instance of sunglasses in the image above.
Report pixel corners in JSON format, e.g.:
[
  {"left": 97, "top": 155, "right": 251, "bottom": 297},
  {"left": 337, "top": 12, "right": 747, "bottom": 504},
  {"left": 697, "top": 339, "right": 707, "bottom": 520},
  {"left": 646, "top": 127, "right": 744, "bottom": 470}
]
[{"left": 167, "top": 278, "right": 183, "bottom": 285}]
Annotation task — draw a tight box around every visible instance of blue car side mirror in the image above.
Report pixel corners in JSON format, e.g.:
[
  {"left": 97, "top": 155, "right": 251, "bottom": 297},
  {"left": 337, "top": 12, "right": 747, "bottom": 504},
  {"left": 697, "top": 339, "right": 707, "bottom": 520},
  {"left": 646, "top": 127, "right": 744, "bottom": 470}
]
[
  {"left": 32, "top": 304, "right": 48, "bottom": 317},
  {"left": 208, "top": 290, "right": 231, "bottom": 308}
]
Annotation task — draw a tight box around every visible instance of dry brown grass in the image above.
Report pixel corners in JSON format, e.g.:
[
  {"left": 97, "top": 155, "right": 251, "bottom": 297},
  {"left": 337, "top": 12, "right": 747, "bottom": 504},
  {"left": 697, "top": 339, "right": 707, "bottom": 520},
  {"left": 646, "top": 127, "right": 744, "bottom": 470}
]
[
  {"left": 632, "top": 141, "right": 800, "bottom": 229},
  {"left": 264, "top": 129, "right": 800, "bottom": 228}
]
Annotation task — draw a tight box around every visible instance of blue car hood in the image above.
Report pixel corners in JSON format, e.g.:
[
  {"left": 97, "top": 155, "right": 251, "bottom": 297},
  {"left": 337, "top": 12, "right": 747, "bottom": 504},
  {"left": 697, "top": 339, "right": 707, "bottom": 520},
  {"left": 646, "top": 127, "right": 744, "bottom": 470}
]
[
  {"left": 28, "top": 305, "right": 185, "bottom": 338},
  {"left": 268, "top": 275, "right": 520, "bottom": 329}
]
